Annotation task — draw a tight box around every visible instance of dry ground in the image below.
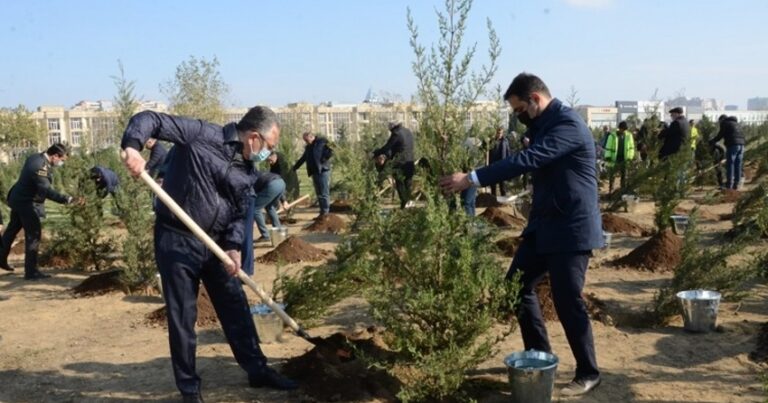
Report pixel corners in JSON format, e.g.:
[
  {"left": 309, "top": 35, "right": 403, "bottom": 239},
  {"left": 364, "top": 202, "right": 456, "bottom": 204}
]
[{"left": 0, "top": 191, "right": 766, "bottom": 402}]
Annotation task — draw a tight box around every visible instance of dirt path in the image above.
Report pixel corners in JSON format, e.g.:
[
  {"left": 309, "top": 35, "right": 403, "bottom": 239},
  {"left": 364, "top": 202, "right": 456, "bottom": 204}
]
[{"left": 1, "top": 201, "right": 766, "bottom": 402}]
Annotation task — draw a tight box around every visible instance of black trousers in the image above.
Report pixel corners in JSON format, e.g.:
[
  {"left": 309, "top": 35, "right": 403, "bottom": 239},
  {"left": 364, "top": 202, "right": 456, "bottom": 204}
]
[
  {"left": 505, "top": 234, "right": 600, "bottom": 379},
  {"left": 154, "top": 224, "right": 267, "bottom": 396},
  {"left": 394, "top": 162, "right": 415, "bottom": 209},
  {"left": 0, "top": 203, "right": 42, "bottom": 275}
]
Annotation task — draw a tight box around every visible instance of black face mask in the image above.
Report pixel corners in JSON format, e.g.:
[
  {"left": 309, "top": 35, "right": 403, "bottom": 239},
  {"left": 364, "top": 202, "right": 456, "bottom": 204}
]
[{"left": 516, "top": 110, "right": 534, "bottom": 127}]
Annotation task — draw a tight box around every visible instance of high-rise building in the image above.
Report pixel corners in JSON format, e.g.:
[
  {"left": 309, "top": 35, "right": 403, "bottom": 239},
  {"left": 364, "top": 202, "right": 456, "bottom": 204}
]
[{"left": 747, "top": 97, "right": 768, "bottom": 111}]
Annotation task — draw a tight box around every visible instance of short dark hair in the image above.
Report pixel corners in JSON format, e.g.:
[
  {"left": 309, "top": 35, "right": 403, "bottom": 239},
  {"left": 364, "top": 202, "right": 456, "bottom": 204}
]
[
  {"left": 504, "top": 72, "right": 551, "bottom": 101},
  {"left": 236, "top": 106, "right": 279, "bottom": 134},
  {"left": 618, "top": 121, "right": 628, "bottom": 130},
  {"left": 46, "top": 143, "right": 68, "bottom": 157}
]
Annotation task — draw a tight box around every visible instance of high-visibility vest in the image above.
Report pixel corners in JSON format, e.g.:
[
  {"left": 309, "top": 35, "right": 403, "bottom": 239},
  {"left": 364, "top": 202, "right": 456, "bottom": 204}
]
[
  {"left": 604, "top": 131, "right": 635, "bottom": 164},
  {"left": 690, "top": 126, "right": 700, "bottom": 150}
]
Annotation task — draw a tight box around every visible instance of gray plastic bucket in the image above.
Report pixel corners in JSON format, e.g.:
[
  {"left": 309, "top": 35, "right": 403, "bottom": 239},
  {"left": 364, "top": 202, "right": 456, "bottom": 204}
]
[
  {"left": 250, "top": 303, "right": 286, "bottom": 343},
  {"left": 504, "top": 350, "right": 558, "bottom": 403},
  {"left": 669, "top": 215, "right": 689, "bottom": 235},
  {"left": 676, "top": 290, "right": 721, "bottom": 333},
  {"left": 269, "top": 227, "right": 289, "bottom": 247}
]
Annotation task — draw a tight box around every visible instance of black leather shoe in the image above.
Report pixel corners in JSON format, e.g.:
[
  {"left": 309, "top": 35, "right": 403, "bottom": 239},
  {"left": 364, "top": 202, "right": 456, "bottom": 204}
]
[
  {"left": 24, "top": 271, "right": 51, "bottom": 280},
  {"left": 181, "top": 394, "right": 204, "bottom": 403},
  {"left": 561, "top": 376, "right": 601, "bottom": 396},
  {"left": 249, "top": 366, "right": 299, "bottom": 391},
  {"left": 0, "top": 261, "right": 13, "bottom": 272}
]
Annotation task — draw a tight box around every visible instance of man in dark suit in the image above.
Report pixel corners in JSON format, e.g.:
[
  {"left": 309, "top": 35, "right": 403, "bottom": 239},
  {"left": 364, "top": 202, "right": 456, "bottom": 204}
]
[
  {"left": 292, "top": 132, "right": 333, "bottom": 217},
  {"left": 373, "top": 121, "right": 415, "bottom": 209},
  {"left": 440, "top": 73, "right": 603, "bottom": 396},
  {"left": 488, "top": 126, "right": 511, "bottom": 196},
  {"left": 658, "top": 107, "right": 690, "bottom": 160},
  {"left": 0, "top": 144, "right": 76, "bottom": 279}
]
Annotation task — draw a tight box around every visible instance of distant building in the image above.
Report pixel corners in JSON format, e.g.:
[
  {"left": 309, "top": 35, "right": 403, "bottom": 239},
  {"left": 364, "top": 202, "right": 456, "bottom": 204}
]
[
  {"left": 725, "top": 105, "right": 739, "bottom": 111},
  {"left": 576, "top": 106, "right": 618, "bottom": 129},
  {"left": 747, "top": 97, "right": 768, "bottom": 111},
  {"left": 615, "top": 100, "right": 666, "bottom": 124},
  {"left": 704, "top": 110, "right": 768, "bottom": 125}
]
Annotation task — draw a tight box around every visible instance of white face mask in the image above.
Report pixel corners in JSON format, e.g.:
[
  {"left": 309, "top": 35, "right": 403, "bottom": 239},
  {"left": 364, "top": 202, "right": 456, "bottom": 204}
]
[
  {"left": 54, "top": 160, "right": 64, "bottom": 167},
  {"left": 248, "top": 134, "right": 271, "bottom": 162}
]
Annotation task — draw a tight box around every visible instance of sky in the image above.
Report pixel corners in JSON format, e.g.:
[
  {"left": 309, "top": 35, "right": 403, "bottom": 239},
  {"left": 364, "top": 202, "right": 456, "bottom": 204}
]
[{"left": 1, "top": 0, "right": 767, "bottom": 109}]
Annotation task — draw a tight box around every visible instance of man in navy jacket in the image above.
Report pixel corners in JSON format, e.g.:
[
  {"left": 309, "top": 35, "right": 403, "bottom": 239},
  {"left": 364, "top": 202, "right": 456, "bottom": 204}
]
[
  {"left": 440, "top": 73, "right": 602, "bottom": 396},
  {"left": 292, "top": 132, "right": 333, "bottom": 216},
  {"left": 121, "top": 106, "right": 297, "bottom": 402}
]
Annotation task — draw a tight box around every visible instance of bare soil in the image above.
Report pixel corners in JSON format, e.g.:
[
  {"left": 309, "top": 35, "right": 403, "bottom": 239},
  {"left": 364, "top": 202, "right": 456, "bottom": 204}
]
[
  {"left": 305, "top": 213, "right": 347, "bottom": 234},
  {"left": 0, "top": 199, "right": 766, "bottom": 402},
  {"left": 479, "top": 207, "right": 526, "bottom": 228},
  {"left": 495, "top": 236, "right": 522, "bottom": 257},
  {"left": 329, "top": 200, "right": 354, "bottom": 213},
  {"left": 72, "top": 269, "right": 123, "bottom": 297},
  {"left": 257, "top": 236, "right": 328, "bottom": 264},
  {"left": 146, "top": 285, "right": 219, "bottom": 328},
  {"left": 611, "top": 229, "right": 683, "bottom": 272},
  {"left": 602, "top": 213, "right": 652, "bottom": 237},
  {"left": 475, "top": 193, "right": 502, "bottom": 208}
]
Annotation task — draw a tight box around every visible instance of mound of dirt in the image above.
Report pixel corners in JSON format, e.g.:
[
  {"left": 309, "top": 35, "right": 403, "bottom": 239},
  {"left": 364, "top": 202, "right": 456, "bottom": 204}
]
[
  {"left": 305, "top": 213, "right": 346, "bottom": 234},
  {"left": 329, "top": 200, "right": 354, "bottom": 213},
  {"left": 611, "top": 229, "right": 683, "bottom": 272},
  {"left": 496, "top": 236, "right": 522, "bottom": 257},
  {"left": 282, "top": 330, "right": 400, "bottom": 402},
  {"left": 257, "top": 236, "right": 328, "bottom": 264},
  {"left": 146, "top": 286, "right": 218, "bottom": 328},
  {"left": 479, "top": 207, "right": 526, "bottom": 227},
  {"left": 475, "top": 193, "right": 502, "bottom": 208},
  {"left": 532, "top": 278, "right": 613, "bottom": 324},
  {"left": 602, "top": 214, "right": 651, "bottom": 237},
  {"left": 674, "top": 207, "right": 721, "bottom": 222},
  {"left": 40, "top": 254, "right": 72, "bottom": 268},
  {"left": 72, "top": 270, "right": 124, "bottom": 297},
  {"left": 749, "top": 322, "right": 768, "bottom": 363},
  {"left": 721, "top": 189, "right": 741, "bottom": 203}
]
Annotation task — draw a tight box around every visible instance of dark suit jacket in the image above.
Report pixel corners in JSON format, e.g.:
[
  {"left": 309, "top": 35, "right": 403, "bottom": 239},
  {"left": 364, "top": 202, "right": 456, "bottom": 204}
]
[
  {"left": 474, "top": 98, "right": 603, "bottom": 254},
  {"left": 293, "top": 137, "right": 333, "bottom": 177},
  {"left": 374, "top": 125, "right": 415, "bottom": 164},
  {"left": 658, "top": 116, "right": 690, "bottom": 159}
]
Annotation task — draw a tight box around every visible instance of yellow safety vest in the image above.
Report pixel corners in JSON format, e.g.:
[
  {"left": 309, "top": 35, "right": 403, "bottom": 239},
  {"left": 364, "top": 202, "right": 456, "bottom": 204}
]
[
  {"left": 604, "top": 131, "right": 635, "bottom": 164},
  {"left": 690, "top": 126, "right": 699, "bottom": 150}
]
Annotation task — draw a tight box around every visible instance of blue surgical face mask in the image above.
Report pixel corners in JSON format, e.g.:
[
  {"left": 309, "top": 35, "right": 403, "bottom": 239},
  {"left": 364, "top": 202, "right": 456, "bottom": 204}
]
[
  {"left": 248, "top": 133, "right": 271, "bottom": 162},
  {"left": 250, "top": 147, "right": 271, "bottom": 162}
]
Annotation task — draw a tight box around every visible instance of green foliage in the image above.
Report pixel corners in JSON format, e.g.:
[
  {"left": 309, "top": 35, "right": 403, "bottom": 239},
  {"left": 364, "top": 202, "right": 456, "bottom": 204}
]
[
  {"left": 161, "top": 55, "right": 229, "bottom": 124},
  {"left": 365, "top": 192, "right": 520, "bottom": 402},
  {"left": 110, "top": 67, "right": 157, "bottom": 290},
  {"left": 652, "top": 152, "right": 693, "bottom": 232},
  {"left": 728, "top": 181, "right": 768, "bottom": 241},
  {"left": 113, "top": 167, "right": 156, "bottom": 290},
  {"left": 47, "top": 155, "right": 117, "bottom": 271},
  {"left": 407, "top": 0, "right": 501, "bottom": 180},
  {"left": 652, "top": 215, "right": 755, "bottom": 323},
  {"left": 0, "top": 105, "right": 45, "bottom": 154}
]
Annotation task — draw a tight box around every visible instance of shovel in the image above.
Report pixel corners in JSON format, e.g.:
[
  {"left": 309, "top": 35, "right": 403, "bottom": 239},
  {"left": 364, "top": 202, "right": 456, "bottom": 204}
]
[
  {"left": 276, "top": 194, "right": 310, "bottom": 214},
  {"left": 129, "top": 166, "right": 323, "bottom": 346}
]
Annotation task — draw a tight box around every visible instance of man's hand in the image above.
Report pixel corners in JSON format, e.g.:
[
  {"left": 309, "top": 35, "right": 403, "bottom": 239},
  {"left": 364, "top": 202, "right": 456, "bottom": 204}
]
[
  {"left": 224, "top": 250, "right": 242, "bottom": 277},
  {"left": 122, "top": 147, "right": 146, "bottom": 177},
  {"left": 71, "top": 196, "right": 86, "bottom": 206},
  {"left": 281, "top": 201, "right": 290, "bottom": 211},
  {"left": 439, "top": 172, "right": 472, "bottom": 194}
]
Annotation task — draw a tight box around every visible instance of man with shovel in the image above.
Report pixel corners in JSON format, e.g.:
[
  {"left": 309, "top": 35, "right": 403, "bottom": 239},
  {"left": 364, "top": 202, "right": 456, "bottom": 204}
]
[
  {"left": 121, "top": 106, "right": 298, "bottom": 403},
  {"left": 440, "top": 73, "right": 602, "bottom": 396}
]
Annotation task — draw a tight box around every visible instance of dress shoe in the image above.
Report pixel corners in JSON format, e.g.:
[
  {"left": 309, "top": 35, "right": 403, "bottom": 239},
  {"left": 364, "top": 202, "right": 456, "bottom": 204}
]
[
  {"left": 181, "top": 394, "right": 204, "bottom": 403},
  {"left": 0, "top": 261, "right": 14, "bottom": 272},
  {"left": 249, "top": 366, "right": 299, "bottom": 391},
  {"left": 560, "top": 376, "right": 601, "bottom": 396},
  {"left": 24, "top": 271, "right": 51, "bottom": 280}
]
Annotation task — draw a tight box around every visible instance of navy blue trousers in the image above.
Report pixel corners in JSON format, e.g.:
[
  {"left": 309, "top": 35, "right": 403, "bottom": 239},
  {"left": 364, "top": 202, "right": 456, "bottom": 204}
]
[
  {"left": 154, "top": 224, "right": 267, "bottom": 396},
  {"left": 506, "top": 234, "right": 600, "bottom": 379}
]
